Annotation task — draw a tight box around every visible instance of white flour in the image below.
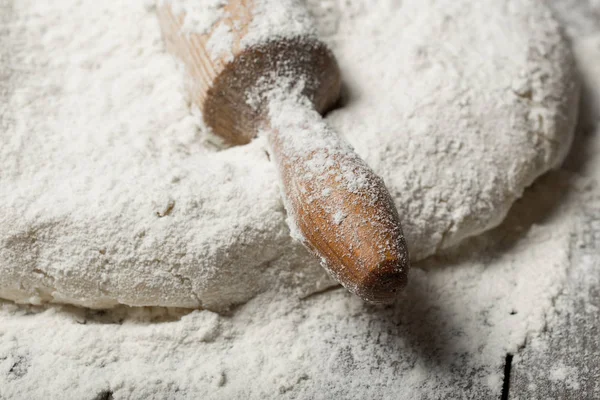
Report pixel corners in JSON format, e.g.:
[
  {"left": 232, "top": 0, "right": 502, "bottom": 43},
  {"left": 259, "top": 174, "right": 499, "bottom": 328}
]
[
  {"left": 166, "top": 0, "right": 227, "bottom": 34},
  {"left": 241, "top": 0, "right": 317, "bottom": 47},
  {"left": 165, "top": 0, "right": 318, "bottom": 60},
  {"left": 206, "top": 23, "right": 234, "bottom": 62},
  {"left": 0, "top": 0, "right": 579, "bottom": 310},
  {"left": 0, "top": 0, "right": 594, "bottom": 398},
  {"left": 0, "top": 176, "right": 586, "bottom": 398}
]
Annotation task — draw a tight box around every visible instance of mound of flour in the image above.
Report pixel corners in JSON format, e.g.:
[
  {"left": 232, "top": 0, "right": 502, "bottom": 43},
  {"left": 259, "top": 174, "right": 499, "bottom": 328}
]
[{"left": 0, "top": 0, "right": 578, "bottom": 310}]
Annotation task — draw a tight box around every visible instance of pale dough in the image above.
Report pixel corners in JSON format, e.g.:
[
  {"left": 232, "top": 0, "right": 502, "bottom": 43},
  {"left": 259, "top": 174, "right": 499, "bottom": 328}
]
[{"left": 0, "top": 0, "right": 579, "bottom": 310}]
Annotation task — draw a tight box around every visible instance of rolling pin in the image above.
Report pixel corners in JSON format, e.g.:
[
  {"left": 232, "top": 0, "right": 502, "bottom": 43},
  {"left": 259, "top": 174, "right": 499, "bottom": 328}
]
[{"left": 156, "top": 0, "right": 410, "bottom": 303}]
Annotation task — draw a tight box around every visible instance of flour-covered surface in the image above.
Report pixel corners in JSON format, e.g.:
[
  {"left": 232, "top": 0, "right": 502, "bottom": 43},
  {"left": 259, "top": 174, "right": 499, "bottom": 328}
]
[
  {"left": 0, "top": 0, "right": 579, "bottom": 310},
  {"left": 0, "top": 0, "right": 332, "bottom": 310},
  {"left": 0, "top": 178, "right": 582, "bottom": 399},
  {"left": 163, "top": 0, "right": 227, "bottom": 34},
  {"left": 511, "top": 203, "right": 600, "bottom": 399},
  {"left": 510, "top": 15, "right": 600, "bottom": 399},
  {"left": 0, "top": 0, "right": 596, "bottom": 398},
  {"left": 311, "top": 0, "right": 579, "bottom": 259}
]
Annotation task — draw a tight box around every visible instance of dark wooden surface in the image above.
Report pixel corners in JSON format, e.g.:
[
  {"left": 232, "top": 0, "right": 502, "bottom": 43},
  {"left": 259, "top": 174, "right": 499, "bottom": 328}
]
[
  {"left": 509, "top": 2, "right": 600, "bottom": 395},
  {"left": 511, "top": 205, "right": 600, "bottom": 399}
]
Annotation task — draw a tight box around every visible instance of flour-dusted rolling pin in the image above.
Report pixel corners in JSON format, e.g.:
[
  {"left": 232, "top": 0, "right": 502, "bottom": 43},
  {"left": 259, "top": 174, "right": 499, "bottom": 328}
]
[{"left": 157, "top": 0, "right": 410, "bottom": 303}]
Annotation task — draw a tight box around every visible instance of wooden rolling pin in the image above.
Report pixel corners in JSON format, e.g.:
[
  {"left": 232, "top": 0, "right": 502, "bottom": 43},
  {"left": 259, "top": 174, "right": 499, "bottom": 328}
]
[{"left": 157, "top": 0, "right": 410, "bottom": 303}]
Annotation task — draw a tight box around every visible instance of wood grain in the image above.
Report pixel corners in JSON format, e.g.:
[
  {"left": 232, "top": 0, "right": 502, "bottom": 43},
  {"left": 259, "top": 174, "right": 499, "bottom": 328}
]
[
  {"left": 157, "top": 0, "right": 410, "bottom": 302},
  {"left": 268, "top": 103, "right": 410, "bottom": 302}
]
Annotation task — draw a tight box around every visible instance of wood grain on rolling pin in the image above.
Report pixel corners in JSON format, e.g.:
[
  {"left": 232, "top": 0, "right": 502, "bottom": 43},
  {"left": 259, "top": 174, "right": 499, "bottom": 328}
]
[{"left": 157, "top": 0, "right": 410, "bottom": 303}]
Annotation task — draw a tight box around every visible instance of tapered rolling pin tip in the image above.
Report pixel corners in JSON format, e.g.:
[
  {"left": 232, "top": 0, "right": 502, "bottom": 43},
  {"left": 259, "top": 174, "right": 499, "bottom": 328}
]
[{"left": 354, "top": 258, "right": 409, "bottom": 304}]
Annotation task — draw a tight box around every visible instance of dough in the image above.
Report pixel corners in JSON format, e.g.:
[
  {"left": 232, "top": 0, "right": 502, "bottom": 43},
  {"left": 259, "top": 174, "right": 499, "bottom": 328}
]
[{"left": 0, "top": 0, "right": 579, "bottom": 310}]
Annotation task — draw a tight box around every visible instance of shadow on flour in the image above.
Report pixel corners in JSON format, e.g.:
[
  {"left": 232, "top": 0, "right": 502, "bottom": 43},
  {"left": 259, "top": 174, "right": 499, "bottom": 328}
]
[
  {"left": 303, "top": 148, "right": 585, "bottom": 395},
  {"left": 355, "top": 68, "right": 595, "bottom": 397},
  {"left": 292, "top": 164, "right": 578, "bottom": 392},
  {"left": 0, "top": 300, "right": 195, "bottom": 325},
  {"left": 421, "top": 168, "right": 574, "bottom": 270},
  {"left": 421, "top": 66, "right": 592, "bottom": 270}
]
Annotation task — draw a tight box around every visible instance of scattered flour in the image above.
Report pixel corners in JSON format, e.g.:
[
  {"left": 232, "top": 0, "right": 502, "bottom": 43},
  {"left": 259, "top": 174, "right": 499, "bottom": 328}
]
[
  {"left": 549, "top": 362, "right": 581, "bottom": 391},
  {"left": 0, "top": 0, "right": 594, "bottom": 398},
  {"left": 0, "top": 173, "right": 584, "bottom": 398},
  {"left": 508, "top": 24, "right": 600, "bottom": 398},
  {"left": 240, "top": 0, "right": 317, "bottom": 48},
  {"left": 164, "top": 0, "right": 317, "bottom": 63},
  {"left": 206, "top": 22, "right": 234, "bottom": 62},
  {"left": 164, "top": 0, "right": 227, "bottom": 34}
]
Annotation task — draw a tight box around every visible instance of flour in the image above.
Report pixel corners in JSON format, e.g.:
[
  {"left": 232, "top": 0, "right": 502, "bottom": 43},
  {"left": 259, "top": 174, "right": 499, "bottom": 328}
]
[
  {"left": 165, "top": 0, "right": 227, "bottom": 34},
  {"left": 0, "top": 0, "right": 322, "bottom": 311},
  {"left": 240, "top": 0, "right": 317, "bottom": 48},
  {"left": 206, "top": 22, "right": 234, "bottom": 61},
  {"left": 0, "top": 0, "right": 579, "bottom": 310},
  {"left": 164, "top": 0, "right": 317, "bottom": 64},
  {"left": 549, "top": 362, "right": 581, "bottom": 391},
  {"left": 0, "top": 0, "right": 592, "bottom": 398},
  {"left": 0, "top": 177, "right": 584, "bottom": 398}
]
